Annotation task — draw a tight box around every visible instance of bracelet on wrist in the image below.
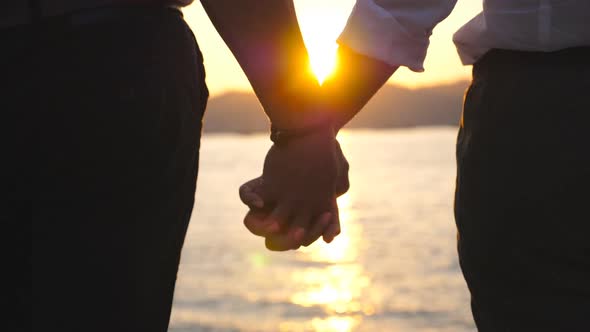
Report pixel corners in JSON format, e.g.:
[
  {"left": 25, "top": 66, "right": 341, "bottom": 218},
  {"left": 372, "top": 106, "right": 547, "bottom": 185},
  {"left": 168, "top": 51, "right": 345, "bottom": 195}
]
[{"left": 270, "top": 120, "right": 334, "bottom": 146}]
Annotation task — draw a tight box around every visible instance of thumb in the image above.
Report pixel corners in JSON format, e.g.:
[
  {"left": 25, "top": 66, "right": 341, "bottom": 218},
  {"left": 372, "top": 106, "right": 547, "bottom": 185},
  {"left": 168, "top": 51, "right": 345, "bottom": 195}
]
[
  {"left": 244, "top": 210, "right": 280, "bottom": 236},
  {"left": 239, "top": 177, "right": 266, "bottom": 209}
]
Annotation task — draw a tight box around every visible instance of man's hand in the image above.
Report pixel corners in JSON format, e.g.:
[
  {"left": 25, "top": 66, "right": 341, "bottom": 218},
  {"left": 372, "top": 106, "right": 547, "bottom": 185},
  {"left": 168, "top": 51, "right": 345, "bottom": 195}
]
[
  {"left": 260, "top": 127, "right": 339, "bottom": 250},
  {"left": 240, "top": 178, "right": 343, "bottom": 249},
  {"left": 239, "top": 137, "right": 349, "bottom": 250}
]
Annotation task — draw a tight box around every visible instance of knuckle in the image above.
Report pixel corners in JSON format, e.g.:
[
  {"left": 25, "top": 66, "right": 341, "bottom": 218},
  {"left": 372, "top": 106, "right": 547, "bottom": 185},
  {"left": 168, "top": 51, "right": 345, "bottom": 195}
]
[
  {"left": 341, "top": 180, "right": 350, "bottom": 194},
  {"left": 243, "top": 216, "right": 251, "bottom": 228}
]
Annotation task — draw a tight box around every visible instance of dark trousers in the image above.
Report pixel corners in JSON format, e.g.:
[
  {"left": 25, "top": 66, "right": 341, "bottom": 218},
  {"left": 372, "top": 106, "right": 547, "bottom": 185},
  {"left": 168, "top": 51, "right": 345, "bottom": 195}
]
[
  {"left": 455, "top": 47, "right": 590, "bottom": 331},
  {"left": 3, "top": 7, "right": 208, "bottom": 331}
]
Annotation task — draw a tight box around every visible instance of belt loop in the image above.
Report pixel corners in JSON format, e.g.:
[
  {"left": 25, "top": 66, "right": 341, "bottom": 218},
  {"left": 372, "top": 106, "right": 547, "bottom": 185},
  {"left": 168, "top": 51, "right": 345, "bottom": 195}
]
[{"left": 28, "top": 0, "right": 42, "bottom": 23}]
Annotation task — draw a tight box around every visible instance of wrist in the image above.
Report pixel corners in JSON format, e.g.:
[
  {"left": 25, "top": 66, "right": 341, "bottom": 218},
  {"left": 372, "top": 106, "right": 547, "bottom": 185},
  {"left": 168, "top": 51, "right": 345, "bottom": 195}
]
[{"left": 270, "top": 115, "right": 335, "bottom": 147}]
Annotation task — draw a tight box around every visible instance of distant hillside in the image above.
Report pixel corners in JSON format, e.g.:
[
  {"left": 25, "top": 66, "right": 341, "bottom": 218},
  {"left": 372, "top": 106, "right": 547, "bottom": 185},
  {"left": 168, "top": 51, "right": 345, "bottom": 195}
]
[{"left": 203, "top": 81, "right": 469, "bottom": 133}]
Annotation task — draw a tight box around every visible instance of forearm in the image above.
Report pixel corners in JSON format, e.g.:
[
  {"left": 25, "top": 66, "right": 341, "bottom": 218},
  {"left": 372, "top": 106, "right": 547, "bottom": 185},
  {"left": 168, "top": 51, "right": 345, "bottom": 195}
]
[
  {"left": 200, "top": 0, "right": 321, "bottom": 129},
  {"left": 325, "top": 0, "right": 459, "bottom": 130},
  {"left": 321, "top": 45, "right": 398, "bottom": 130}
]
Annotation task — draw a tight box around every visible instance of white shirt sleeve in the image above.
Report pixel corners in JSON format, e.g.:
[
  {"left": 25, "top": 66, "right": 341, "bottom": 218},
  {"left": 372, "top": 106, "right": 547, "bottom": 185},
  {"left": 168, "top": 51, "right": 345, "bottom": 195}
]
[{"left": 338, "top": 0, "right": 458, "bottom": 72}]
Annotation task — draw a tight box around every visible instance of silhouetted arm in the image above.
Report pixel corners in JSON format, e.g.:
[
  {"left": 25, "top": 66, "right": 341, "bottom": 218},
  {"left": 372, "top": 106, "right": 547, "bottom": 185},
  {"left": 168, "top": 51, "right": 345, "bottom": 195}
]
[
  {"left": 325, "top": 0, "right": 458, "bottom": 129},
  {"left": 201, "top": 0, "right": 346, "bottom": 251},
  {"left": 200, "top": 1, "right": 400, "bottom": 131},
  {"left": 322, "top": 46, "right": 398, "bottom": 131},
  {"left": 200, "top": 0, "right": 323, "bottom": 130}
]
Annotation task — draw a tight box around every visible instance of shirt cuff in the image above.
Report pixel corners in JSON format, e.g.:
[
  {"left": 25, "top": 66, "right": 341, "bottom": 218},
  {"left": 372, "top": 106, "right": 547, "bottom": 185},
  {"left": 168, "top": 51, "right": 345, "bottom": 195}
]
[{"left": 337, "top": 0, "right": 429, "bottom": 72}]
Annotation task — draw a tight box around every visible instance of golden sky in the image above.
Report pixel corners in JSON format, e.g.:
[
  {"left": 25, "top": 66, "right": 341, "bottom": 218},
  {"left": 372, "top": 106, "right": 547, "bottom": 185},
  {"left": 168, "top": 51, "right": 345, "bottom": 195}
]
[{"left": 183, "top": 0, "right": 483, "bottom": 96}]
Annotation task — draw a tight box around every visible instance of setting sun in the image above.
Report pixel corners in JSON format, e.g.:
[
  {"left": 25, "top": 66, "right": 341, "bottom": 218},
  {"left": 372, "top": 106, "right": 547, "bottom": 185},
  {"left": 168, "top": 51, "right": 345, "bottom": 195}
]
[
  {"left": 308, "top": 42, "right": 338, "bottom": 84},
  {"left": 294, "top": 0, "right": 355, "bottom": 84}
]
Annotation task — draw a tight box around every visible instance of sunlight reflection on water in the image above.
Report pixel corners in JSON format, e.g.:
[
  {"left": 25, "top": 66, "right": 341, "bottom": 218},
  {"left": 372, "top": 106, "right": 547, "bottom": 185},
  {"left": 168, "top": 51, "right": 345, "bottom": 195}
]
[
  {"left": 291, "top": 193, "right": 371, "bottom": 331},
  {"left": 169, "top": 128, "right": 475, "bottom": 332}
]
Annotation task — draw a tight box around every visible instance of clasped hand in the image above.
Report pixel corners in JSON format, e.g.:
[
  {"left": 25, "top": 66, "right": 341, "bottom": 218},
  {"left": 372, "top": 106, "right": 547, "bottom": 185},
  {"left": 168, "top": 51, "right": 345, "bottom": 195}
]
[{"left": 239, "top": 127, "right": 350, "bottom": 251}]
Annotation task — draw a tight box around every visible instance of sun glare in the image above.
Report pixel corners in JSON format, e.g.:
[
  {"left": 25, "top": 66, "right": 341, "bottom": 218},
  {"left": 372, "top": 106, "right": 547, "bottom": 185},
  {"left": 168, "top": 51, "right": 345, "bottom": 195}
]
[
  {"left": 308, "top": 42, "right": 338, "bottom": 84},
  {"left": 294, "top": 1, "right": 354, "bottom": 84}
]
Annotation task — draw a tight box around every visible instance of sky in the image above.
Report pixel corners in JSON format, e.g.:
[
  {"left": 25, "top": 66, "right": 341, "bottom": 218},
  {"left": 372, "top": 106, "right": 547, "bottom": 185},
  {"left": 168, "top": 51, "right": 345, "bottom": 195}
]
[{"left": 183, "top": 0, "right": 483, "bottom": 97}]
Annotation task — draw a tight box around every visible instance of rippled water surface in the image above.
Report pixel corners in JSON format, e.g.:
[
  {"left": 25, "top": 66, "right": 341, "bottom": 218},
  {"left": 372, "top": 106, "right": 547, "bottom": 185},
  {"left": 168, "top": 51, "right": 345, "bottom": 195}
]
[{"left": 169, "top": 128, "right": 476, "bottom": 332}]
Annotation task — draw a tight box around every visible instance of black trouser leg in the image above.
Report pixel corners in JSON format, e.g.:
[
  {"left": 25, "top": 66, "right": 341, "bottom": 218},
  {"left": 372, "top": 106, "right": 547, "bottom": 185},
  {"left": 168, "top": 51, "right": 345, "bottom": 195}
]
[
  {"left": 15, "top": 8, "right": 209, "bottom": 331},
  {"left": 455, "top": 47, "right": 590, "bottom": 331}
]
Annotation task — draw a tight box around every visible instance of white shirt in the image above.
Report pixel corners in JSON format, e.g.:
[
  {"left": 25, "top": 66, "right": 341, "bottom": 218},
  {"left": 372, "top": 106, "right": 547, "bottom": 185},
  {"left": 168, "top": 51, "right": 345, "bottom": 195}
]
[{"left": 338, "top": 0, "right": 590, "bottom": 71}]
